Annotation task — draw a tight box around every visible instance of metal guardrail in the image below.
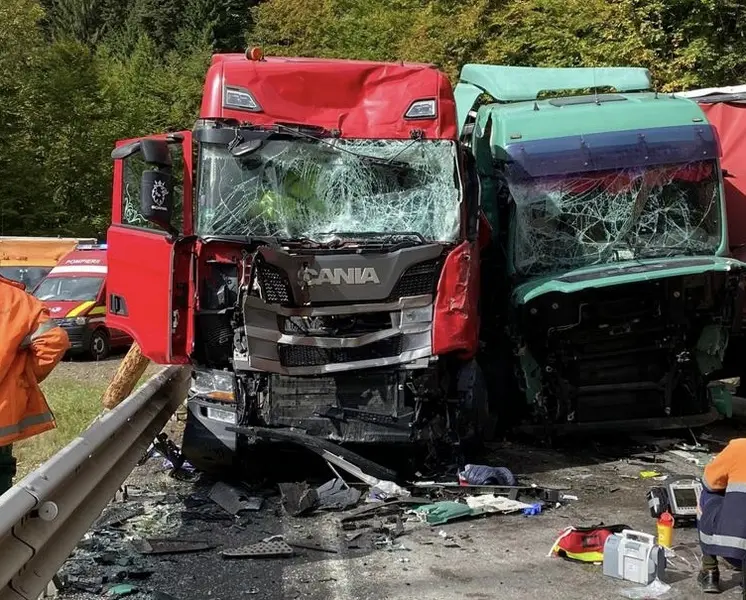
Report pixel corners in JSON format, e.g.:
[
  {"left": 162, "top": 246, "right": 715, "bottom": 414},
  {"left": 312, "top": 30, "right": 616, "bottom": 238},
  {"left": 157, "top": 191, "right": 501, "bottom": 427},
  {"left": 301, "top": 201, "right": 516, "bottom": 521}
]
[{"left": 0, "top": 366, "right": 190, "bottom": 600}]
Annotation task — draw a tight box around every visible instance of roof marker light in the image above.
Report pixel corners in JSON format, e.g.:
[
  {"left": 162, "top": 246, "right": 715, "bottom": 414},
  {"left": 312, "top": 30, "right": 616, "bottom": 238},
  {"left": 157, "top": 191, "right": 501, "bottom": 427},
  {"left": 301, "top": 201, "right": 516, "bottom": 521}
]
[
  {"left": 223, "top": 85, "right": 262, "bottom": 112},
  {"left": 405, "top": 99, "right": 437, "bottom": 120},
  {"left": 246, "top": 46, "right": 264, "bottom": 61}
]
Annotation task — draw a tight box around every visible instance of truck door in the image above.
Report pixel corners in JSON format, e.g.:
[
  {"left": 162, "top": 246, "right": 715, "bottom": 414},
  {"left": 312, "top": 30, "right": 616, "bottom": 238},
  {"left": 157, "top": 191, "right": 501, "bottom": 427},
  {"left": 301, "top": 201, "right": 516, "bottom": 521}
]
[{"left": 106, "top": 131, "right": 194, "bottom": 364}]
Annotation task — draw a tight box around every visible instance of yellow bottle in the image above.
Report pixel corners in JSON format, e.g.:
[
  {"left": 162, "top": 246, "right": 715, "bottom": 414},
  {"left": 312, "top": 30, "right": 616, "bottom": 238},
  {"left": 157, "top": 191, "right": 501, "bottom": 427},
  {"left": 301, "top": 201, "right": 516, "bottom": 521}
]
[{"left": 657, "top": 511, "right": 674, "bottom": 548}]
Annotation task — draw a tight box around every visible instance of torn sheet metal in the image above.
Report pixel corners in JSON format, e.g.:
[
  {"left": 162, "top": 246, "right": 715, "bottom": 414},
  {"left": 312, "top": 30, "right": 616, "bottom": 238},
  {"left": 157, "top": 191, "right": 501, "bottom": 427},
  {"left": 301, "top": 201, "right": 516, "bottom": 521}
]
[
  {"left": 227, "top": 425, "right": 399, "bottom": 482},
  {"left": 208, "top": 481, "right": 263, "bottom": 515},
  {"left": 131, "top": 538, "right": 216, "bottom": 555},
  {"left": 94, "top": 505, "right": 145, "bottom": 530},
  {"left": 222, "top": 538, "right": 294, "bottom": 559},
  {"left": 279, "top": 482, "right": 319, "bottom": 516},
  {"left": 316, "top": 478, "right": 361, "bottom": 510}
]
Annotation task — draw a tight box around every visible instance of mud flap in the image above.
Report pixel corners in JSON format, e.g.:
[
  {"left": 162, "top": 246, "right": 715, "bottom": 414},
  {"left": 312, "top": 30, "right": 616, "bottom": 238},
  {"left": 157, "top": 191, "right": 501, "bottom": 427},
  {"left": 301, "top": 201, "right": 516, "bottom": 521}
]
[{"left": 456, "top": 359, "right": 492, "bottom": 444}]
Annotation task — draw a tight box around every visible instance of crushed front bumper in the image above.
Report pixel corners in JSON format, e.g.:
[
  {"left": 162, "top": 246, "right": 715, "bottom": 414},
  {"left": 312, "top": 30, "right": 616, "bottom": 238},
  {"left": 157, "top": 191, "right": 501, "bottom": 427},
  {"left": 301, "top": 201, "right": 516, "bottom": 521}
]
[{"left": 182, "top": 396, "right": 237, "bottom": 473}]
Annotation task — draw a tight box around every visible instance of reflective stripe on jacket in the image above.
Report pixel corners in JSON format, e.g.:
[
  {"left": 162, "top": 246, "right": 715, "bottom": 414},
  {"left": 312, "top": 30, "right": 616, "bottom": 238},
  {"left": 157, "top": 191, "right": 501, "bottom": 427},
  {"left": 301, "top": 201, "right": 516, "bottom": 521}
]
[
  {"left": 698, "top": 438, "right": 746, "bottom": 561},
  {"left": 0, "top": 275, "right": 70, "bottom": 445}
]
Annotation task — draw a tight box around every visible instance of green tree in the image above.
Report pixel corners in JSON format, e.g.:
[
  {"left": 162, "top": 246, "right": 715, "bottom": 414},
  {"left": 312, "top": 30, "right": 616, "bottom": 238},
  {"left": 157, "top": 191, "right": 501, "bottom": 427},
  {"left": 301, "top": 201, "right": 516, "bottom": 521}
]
[{"left": 0, "top": 0, "right": 46, "bottom": 234}]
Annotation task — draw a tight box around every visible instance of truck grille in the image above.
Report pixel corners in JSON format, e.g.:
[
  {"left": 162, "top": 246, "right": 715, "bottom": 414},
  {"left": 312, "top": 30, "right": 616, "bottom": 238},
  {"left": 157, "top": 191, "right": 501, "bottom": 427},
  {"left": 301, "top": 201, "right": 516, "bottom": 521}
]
[
  {"left": 386, "top": 260, "right": 441, "bottom": 301},
  {"left": 278, "top": 335, "right": 404, "bottom": 367},
  {"left": 280, "top": 312, "right": 391, "bottom": 337},
  {"left": 256, "top": 264, "right": 292, "bottom": 305}
]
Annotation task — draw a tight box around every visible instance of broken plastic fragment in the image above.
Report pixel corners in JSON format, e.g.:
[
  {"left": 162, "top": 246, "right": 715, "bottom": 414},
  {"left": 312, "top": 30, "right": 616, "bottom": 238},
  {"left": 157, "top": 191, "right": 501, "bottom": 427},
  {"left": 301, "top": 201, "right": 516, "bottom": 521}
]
[
  {"left": 108, "top": 584, "right": 138, "bottom": 597},
  {"left": 618, "top": 578, "right": 671, "bottom": 599}
]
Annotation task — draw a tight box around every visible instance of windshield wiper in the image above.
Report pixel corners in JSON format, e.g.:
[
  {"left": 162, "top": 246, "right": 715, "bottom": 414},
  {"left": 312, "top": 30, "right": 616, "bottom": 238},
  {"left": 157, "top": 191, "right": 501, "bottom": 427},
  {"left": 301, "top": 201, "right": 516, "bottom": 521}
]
[
  {"left": 245, "top": 124, "right": 413, "bottom": 171},
  {"left": 317, "top": 231, "right": 427, "bottom": 247},
  {"left": 634, "top": 245, "right": 701, "bottom": 258}
]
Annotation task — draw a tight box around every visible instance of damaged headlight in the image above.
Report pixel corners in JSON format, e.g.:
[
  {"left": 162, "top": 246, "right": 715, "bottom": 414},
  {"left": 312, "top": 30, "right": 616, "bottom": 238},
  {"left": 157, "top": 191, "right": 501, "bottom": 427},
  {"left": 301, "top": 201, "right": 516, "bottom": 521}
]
[
  {"left": 401, "top": 306, "right": 433, "bottom": 325},
  {"left": 191, "top": 369, "right": 235, "bottom": 402}
]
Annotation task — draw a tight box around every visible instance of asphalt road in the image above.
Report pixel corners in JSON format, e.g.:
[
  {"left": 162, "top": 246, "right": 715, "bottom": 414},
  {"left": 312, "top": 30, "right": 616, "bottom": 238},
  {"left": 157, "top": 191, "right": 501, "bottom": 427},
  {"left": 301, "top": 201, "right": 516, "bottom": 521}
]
[{"left": 51, "top": 419, "right": 746, "bottom": 600}]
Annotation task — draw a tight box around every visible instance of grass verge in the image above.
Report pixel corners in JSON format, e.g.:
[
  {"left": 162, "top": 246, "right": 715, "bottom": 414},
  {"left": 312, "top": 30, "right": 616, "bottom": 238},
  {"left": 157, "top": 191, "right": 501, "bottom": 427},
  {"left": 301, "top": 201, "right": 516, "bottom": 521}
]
[
  {"left": 13, "top": 377, "right": 108, "bottom": 479},
  {"left": 11, "top": 356, "right": 161, "bottom": 479}
]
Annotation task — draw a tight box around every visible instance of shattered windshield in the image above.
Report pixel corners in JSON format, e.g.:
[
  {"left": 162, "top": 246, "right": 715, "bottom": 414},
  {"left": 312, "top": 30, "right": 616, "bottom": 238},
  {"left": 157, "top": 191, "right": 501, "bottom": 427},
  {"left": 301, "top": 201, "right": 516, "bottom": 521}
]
[
  {"left": 196, "top": 138, "right": 461, "bottom": 242},
  {"left": 509, "top": 160, "right": 722, "bottom": 276},
  {"left": 34, "top": 276, "right": 103, "bottom": 302}
]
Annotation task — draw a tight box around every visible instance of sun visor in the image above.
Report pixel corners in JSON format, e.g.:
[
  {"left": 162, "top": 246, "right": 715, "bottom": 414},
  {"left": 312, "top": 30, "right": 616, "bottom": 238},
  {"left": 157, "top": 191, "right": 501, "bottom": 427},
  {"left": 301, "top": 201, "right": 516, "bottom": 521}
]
[{"left": 505, "top": 124, "right": 719, "bottom": 180}]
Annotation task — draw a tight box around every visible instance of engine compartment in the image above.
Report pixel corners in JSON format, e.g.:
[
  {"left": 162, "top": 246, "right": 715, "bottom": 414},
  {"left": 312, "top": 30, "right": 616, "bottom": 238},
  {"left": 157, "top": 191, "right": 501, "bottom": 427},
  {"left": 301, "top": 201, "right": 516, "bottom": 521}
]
[{"left": 510, "top": 265, "right": 743, "bottom": 427}]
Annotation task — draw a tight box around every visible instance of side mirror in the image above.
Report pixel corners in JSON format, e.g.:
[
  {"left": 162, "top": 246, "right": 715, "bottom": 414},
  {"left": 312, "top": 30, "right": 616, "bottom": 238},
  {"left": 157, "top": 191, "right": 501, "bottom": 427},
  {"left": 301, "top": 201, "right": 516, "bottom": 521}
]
[
  {"left": 140, "top": 168, "right": 175, "bottom": 233},
  {"left": 138, "top": 139, "right": 177, "bottom": 235}
]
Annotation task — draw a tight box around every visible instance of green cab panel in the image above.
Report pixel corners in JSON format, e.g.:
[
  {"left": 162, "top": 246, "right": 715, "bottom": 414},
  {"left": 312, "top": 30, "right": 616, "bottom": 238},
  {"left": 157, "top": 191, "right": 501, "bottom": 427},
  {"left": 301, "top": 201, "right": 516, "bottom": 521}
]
[{"left": 512, "top": 256, "right": 743, "bottom": 305}]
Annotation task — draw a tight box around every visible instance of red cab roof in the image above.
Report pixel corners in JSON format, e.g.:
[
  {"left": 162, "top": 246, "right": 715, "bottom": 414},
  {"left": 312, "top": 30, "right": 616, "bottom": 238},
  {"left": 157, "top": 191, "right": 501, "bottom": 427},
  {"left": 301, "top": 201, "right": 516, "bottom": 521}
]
[{"left": 200, "top": 54, "right": 457, "bottom": 140}]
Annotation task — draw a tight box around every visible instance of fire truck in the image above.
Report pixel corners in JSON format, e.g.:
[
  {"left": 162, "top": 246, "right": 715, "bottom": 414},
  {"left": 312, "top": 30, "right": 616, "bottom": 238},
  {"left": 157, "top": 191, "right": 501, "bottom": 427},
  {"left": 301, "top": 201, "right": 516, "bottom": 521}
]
[{"left": 106, "top": 51, "right": 487, "bottom": 471}]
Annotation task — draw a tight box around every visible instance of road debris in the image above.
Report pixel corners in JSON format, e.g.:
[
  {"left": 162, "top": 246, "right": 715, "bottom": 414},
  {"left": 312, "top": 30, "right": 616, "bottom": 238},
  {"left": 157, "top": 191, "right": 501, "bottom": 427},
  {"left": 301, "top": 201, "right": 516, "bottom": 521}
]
[
  {"left": 94, "top": 505, "right": 146, "bottom": 529},
  {"left": 227, "top": 425, "right": 399, "bottom": 482},
  {"left": 458, "top": 464, "right": 517, "bottom": 486},
  {"left": 618, "top": 578, "right": 671, "bottom": 599},
  {"left": 288, "top": 541, "right": 339, "bottom": 554},
  {"left": 107, "top": 583, "right": 138, "bottom": 597},
  {"left": 208, "top": 481, "right": 263, "bottom": 515},
  {"left": 316, "top": 477, "right": 361, "bottom": 510},
  {"left": 667, "top": 449, "right": 713, "bottom": 467},
  {"left": 465, "top": 494, "right": 531, "bottom": 514},
  {"left": 522, "top": 503, "right": 542, "bottom": 516},
  {"left": 131, "top": 538, "right": 216, "bottom": 555},
  {"left": 411, "top": 501, "right": 474, "bottom": 525},
  {"left": 279, "top": 482, "right": 319, "bottom": 516},
  {"left": 222, "top": 537, "right": 295, "bottom": 559}
]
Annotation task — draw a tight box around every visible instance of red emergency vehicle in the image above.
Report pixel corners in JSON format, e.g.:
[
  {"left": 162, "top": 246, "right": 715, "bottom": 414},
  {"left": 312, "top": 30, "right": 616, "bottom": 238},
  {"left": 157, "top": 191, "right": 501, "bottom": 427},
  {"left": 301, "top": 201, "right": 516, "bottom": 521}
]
[{"left": 34, "top": 244, "right": 132, "bottom": 360}]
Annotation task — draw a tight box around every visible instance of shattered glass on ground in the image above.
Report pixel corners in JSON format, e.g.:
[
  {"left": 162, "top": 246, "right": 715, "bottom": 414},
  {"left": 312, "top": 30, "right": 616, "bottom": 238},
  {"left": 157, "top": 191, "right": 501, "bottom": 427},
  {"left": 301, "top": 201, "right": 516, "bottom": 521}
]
[
  {"left": 196, "top": 139, "right": 460, "bottom": 242},
  {"left": 509, "top": 160, "right": 722, "bottom": 276}
]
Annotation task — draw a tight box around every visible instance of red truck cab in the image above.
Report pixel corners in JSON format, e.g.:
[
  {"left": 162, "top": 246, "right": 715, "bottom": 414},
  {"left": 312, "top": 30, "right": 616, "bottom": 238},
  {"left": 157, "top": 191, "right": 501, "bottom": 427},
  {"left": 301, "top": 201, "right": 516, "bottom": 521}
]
[
  {"left": 35, "top": 244, "right": 132, "bottom": 360},
  {"left": 106, "top": 51, "right": 485, "bottom": 471}
]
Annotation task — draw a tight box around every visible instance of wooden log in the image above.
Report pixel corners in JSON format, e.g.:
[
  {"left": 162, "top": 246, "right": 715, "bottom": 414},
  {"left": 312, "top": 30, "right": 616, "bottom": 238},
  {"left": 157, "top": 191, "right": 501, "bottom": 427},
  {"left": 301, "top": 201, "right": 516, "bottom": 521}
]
[{"left": 101, "top": 342, "right": 150, "bottom": 410}]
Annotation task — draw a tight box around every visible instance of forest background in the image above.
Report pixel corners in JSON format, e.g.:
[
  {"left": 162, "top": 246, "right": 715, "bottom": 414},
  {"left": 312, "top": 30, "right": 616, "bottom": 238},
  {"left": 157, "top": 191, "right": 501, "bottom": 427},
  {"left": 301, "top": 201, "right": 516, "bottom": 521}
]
[{"left": 1, "top": 0, "right": 743, "bottom": 237}]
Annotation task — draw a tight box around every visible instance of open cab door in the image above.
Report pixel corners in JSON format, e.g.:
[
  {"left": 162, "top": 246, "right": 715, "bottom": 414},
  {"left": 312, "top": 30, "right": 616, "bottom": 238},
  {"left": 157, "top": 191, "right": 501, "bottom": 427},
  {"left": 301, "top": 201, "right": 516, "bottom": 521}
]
[{"left": 106, "top": 131, "right": 194, "bottom": 364}]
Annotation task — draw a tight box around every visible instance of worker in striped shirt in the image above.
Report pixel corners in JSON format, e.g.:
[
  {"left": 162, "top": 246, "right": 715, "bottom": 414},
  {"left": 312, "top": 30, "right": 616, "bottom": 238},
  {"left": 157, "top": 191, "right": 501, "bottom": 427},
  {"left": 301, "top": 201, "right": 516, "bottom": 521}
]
[{"left": 698, "top": 438, "right": 746, "bottom": 594}]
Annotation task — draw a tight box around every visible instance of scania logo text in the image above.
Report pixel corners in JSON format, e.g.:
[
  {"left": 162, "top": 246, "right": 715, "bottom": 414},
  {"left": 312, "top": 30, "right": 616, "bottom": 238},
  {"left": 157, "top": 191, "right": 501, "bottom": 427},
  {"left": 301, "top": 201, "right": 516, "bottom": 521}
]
[{"left": 300, "top": 267, "right": 381, "bottom": 286}]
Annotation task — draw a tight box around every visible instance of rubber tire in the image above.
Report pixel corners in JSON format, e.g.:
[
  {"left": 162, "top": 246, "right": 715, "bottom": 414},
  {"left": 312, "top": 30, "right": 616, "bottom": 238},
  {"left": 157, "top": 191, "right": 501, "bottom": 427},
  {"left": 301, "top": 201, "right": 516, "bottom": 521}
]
[{"left": 89, "top": 329, "right": 110, "bottom": 361}]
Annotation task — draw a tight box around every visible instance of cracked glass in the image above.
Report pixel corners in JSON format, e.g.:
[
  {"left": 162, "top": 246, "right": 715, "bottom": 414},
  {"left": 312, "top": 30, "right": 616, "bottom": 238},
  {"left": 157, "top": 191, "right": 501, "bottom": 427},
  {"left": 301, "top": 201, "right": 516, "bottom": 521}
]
[
  {"left": 195, "top": 139, "right": 461, "bottom": 242},
  {"left": 508, "top": 160, "right": 722, "bottom": 276}
]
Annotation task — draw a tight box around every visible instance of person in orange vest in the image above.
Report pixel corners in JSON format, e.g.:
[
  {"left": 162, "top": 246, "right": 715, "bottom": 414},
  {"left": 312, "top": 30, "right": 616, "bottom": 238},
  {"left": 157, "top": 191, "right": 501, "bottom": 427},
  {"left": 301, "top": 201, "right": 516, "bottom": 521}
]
[
  {"left": 0, "top": 274, "right": 70, "bottom": 495},
  {"left": 697, "top": 438, "right": 746, "bottom": 594}
]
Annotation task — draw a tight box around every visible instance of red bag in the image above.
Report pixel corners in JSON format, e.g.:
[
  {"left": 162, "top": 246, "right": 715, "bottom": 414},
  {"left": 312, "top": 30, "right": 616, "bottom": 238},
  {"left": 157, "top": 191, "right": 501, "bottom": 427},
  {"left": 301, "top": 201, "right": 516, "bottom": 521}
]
[{"left": 549, "top": 523, "right": 630, "bottom": 563}]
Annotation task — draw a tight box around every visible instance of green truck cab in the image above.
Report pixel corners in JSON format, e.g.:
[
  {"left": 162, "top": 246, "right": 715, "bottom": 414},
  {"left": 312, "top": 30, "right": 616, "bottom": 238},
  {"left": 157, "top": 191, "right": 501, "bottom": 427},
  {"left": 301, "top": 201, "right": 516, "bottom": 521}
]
[{"left": 457, "top": 65, "right": 746, "bottom": 433}]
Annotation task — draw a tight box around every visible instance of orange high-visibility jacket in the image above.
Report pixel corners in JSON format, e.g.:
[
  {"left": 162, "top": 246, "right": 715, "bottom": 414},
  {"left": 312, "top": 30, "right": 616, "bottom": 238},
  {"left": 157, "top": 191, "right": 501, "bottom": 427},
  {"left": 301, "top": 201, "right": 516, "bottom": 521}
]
[{"left": 0, "top": 275, "right": 69, "bottom": 446}]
